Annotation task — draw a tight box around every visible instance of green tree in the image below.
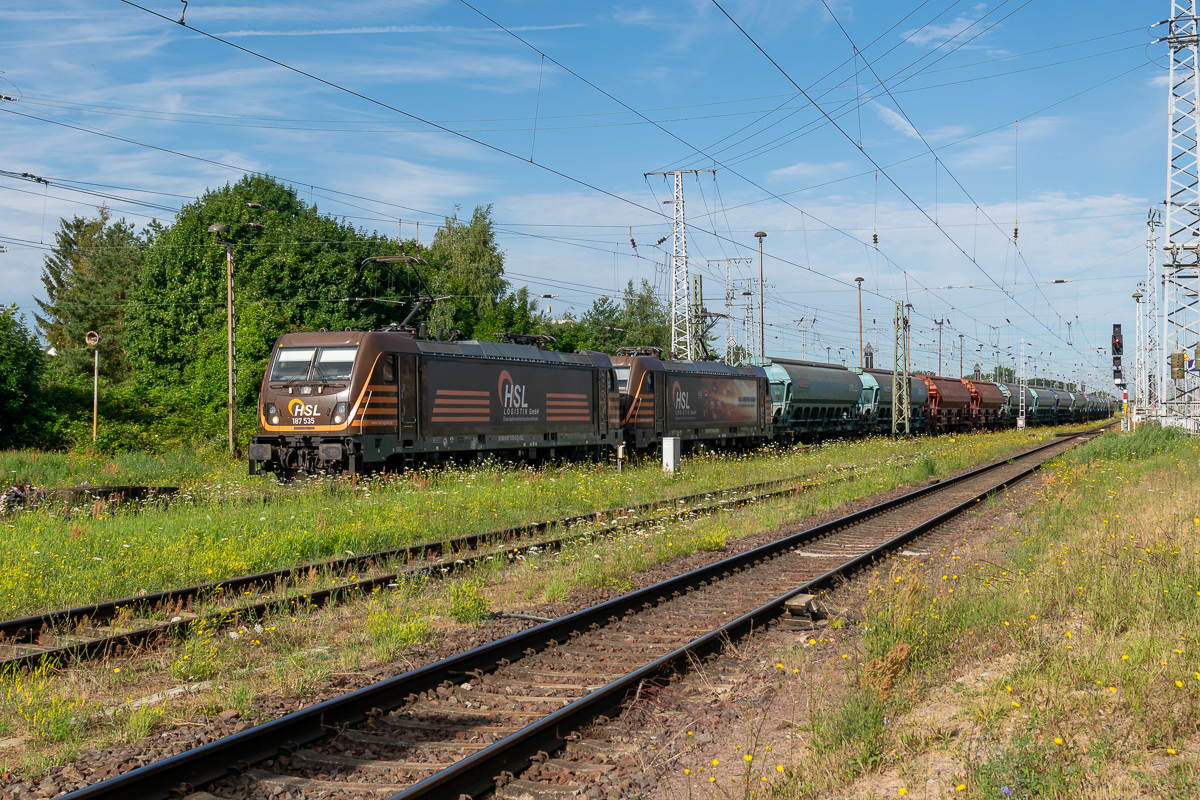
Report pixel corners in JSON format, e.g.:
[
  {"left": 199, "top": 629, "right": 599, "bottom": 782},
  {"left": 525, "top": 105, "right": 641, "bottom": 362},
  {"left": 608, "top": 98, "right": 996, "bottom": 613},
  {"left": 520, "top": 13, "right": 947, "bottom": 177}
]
[
  {"left": 425, "top": 205, "right": 507, "bottom": 339},
  {"left": 576, "top": 279, "right": 669, "bottom": 355},
  {"left": 123, "top": 175, "right": 405, "bottom": 439},
  {"left": 35, "top": 207, "right": 152, "bottom": 382},
  {"left": 0, "top": 304, "right": 46, "bottom": 447}
]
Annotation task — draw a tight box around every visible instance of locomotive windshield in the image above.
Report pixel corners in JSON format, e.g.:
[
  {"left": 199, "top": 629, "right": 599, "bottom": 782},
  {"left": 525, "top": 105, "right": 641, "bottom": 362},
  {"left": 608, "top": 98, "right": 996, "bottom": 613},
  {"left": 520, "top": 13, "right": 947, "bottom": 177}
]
[
  {"left": 312, "top": 347, "right": 359, "bottom": 380},
  {"left": 270, "top": 346, "right": 359, "bottom": 382}
]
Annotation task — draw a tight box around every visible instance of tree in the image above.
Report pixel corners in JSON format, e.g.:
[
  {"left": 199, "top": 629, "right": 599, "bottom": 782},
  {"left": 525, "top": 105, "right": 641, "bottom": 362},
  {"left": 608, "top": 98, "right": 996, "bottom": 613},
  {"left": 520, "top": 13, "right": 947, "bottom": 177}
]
[
  {"left": 576, "top": 279, "right": 669, "bottom": 355},
  {"left": 35, "top": 207, "right": 152, "bottom": 382},
  {"left": 0, "top": 305, "right": 46, "bottom": 447},
  {"left": 123, "top": 175, "right": 405, "bottom": 433},
  {"left": 424, "top": 205, "right": 507, "bottom": 339}
]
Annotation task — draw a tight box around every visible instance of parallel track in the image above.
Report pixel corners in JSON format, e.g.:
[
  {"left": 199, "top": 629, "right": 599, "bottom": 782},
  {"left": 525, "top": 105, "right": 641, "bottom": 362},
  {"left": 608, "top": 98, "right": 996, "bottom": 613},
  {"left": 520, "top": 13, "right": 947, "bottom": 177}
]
[
  {"left": 1, "top": 466, "right": 870, "bottom": 670},
  {"left": 61, "top": 425, "right": 1108, "bottom": 800}
]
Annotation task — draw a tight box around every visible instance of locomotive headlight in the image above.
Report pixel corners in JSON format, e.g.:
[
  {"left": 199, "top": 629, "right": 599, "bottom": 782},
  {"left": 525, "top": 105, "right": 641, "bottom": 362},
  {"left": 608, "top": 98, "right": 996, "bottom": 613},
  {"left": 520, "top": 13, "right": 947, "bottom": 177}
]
[
  {"left": 333, "top": 402, "right": 348, "bottom": 425},
  {"left": 300, "top": 385, "right": 313, "bottom": 396},
  {"left": 266, "top": 404, "right": 280, "bottom": 425}
]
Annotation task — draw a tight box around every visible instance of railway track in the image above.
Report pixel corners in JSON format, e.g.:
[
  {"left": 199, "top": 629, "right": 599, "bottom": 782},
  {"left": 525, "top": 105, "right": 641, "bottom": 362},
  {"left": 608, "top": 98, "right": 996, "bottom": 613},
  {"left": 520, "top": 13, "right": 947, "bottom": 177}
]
[
  {"left": 58, "top": 425, "right": 1107, "bottom": 800},
  {"left": 1, "top": 463, "right": 880, "bottom": 671}
]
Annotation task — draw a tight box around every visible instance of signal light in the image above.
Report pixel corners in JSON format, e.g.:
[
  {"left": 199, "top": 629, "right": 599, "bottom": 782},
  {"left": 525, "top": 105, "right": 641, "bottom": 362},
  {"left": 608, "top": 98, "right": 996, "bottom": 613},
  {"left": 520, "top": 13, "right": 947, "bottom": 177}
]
[{"left": 1112, "top": 324, "right": 1123, "bottom": 357}]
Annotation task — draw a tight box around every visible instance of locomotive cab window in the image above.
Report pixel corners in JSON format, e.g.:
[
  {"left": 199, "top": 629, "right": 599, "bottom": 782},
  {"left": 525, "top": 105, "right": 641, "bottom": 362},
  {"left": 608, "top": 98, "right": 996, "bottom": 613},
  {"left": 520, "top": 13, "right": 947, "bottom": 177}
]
[
  {"left": 270, "top": 346, "right": 359, "bottom": 382},
  {"left": 313, "top": 347, "right": 359, "bottom": 381},
  {"left": 374, "top": 356, "right": 396, "bottom": 384},
  {"left": 271, "top": 348, "right": 316, "bottom": 381},
  {"left": 614, "top": 367, "right": 630, "bottom": 393}
]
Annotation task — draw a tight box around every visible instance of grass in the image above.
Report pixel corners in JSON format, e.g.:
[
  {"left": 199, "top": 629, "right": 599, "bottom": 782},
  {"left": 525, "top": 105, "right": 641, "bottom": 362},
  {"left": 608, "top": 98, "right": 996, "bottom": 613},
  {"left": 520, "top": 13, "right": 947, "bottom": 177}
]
[
  {"left": 0, "top": 426, "right": 1095, "bottom": 617},
  {"left": 758, "top": 423, "right": 1200, "bottom": 799}
]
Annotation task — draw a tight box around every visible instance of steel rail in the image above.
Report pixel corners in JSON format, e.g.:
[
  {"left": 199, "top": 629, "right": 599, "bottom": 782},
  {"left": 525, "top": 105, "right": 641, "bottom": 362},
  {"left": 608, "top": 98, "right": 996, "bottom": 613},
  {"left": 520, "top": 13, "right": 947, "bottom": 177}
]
[
  {"left": 1, "top": 468, "right": 866, "bottom": 670},
  {"left": 61, "top": 427, "right": 1103, "bottom": 800},
  {"left": 1, "top": 468, "right": 853, "bottom": 641}
]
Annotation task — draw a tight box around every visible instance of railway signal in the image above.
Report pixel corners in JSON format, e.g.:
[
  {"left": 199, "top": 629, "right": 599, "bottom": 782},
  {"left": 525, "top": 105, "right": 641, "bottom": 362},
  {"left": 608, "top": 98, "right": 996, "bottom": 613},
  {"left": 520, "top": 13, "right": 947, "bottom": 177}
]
[{"left": 1112, "top": 324, "right": 1125, "bottom": 386}]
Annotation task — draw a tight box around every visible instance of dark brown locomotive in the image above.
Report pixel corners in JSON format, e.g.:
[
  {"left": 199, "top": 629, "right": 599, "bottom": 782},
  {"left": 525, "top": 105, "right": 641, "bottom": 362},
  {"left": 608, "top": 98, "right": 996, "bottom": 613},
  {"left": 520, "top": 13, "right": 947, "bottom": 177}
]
[
  {"left": 249, "top": 331, "right": 620, "bottom": 477},
  {"left": 612, "top": 353, "right": 771, "bottom": 453}
]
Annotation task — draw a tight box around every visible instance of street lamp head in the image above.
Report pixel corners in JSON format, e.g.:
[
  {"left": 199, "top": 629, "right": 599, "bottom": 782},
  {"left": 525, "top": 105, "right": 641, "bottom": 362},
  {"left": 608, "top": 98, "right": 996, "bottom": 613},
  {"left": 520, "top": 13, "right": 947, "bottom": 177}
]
[
  {"left": 855, "top": 276, "right": 864, "bottom": 283},
  {"left": 85, "top": 331, "right": 101, "bottom": 347},
  {"left": 754, "top": 231, "right": 767, "bottom": 241},
  {"left": 245, "top": 203, "right": 265, "bottom": 210},
  {"left": 207, "top": 223, "right": 228, "bottom": 234},
  {"left": 245, "top": 222, "right": 265, "bottom": 231}
]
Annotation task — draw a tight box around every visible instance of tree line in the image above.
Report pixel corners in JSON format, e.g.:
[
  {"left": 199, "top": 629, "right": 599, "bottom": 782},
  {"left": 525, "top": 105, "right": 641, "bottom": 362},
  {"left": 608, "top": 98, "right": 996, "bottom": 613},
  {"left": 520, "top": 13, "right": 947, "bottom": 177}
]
[{"left": 1, "top": 175, "right": 670, "bottom": 451}]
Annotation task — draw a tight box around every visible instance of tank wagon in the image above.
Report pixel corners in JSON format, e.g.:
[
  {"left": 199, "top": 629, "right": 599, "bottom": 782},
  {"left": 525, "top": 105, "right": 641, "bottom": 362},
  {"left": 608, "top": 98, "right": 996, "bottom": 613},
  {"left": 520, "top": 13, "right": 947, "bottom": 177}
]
[
  {"left": 248, "top": 328, "right": 1113, "bottom": 476},
  {"left": 612, "top": 353, "right": 771, "bottom": 453},
  {"left": 249, "top": 330, "right": 620, "bottom": 478}
]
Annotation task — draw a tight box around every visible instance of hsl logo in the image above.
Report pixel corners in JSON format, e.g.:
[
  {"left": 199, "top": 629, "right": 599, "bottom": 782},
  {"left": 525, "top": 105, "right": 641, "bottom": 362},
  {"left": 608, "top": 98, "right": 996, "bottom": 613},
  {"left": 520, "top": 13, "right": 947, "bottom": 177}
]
[
  {"left": 672, "top": 380, "right": 689, "bottom": 411},
  {"left": 287, "top": 399, "right": 320, "bottom": 417},
  {"left": 498, "top": 370, "right": 528, "bottom": 409}
]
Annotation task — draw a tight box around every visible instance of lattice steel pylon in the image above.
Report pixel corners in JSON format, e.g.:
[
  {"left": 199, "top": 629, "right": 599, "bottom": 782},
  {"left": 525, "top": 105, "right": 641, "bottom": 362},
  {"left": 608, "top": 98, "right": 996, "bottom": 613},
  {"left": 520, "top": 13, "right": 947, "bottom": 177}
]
[
  {"left": 1163, "top": 1, "right": 1200, "bottom": 431},
  {"left": 670, "top": 172, "right": 691, "bottom": 360},
  {"left": 891, "top": 300, "right": 910, "bottom": 435},
  {"left": 1147, "top": 209, "right": 1162, "bottom": 412},
  {"left": 645, "top": 169, "right": 715, "bottom": 361}
]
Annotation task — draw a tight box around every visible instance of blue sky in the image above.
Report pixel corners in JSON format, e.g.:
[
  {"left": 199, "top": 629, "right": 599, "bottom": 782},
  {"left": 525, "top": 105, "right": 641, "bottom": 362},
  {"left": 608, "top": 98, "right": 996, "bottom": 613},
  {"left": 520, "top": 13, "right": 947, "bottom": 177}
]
[{"left": 0, "top": 0, "right": 1164, "bottom": 387}]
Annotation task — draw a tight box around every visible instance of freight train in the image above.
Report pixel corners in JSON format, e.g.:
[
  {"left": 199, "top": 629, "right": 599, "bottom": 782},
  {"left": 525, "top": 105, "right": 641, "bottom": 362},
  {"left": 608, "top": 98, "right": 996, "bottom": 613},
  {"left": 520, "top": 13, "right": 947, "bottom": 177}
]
[{"left": 247, "top": 330, "right": 1113, "bottom": 477}]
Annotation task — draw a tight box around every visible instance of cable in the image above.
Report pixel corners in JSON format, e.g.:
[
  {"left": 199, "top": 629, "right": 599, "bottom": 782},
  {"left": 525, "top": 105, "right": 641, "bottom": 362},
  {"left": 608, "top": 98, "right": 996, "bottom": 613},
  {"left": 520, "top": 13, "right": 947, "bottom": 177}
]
[{"left": 712, "top": 0, "right": 1126, "bottom": 365}]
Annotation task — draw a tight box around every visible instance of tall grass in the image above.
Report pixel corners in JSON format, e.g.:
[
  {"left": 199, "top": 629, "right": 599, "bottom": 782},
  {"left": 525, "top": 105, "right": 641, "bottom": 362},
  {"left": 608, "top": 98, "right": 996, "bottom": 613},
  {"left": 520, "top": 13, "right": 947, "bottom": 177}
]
[
  {"left": 768, "top": 424, "right": 1200, "bottom": 798},
  {"left": 0, "top": 426, "right": 1089, "bottom": 617}
]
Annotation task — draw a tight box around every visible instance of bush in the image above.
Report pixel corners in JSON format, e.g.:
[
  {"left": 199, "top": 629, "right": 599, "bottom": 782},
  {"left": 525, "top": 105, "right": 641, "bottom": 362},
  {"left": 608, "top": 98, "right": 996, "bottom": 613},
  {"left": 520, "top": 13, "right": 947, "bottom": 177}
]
[
  {"left": 367, "top": 605, "right": 434, "bottom": 661},
  {"left": 447, "top": 579, "right": 490, "bottom": 624},
  {"left": 0, "top": 662, "right": 86, "bottom": 742},
  {"left": 170, "top": 618, "right": 222, "bottom": 682}
]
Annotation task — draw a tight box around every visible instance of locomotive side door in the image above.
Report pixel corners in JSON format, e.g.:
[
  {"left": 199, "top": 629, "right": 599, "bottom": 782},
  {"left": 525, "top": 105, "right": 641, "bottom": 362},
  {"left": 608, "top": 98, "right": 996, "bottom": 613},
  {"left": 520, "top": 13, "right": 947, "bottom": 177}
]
[
  {"left": 398, "top": 354, "right": 417, "bottom": 436},
  {"left": 597, "top": 369, "right": 609, "bottom": 433},
  {"left": 651, "top": 373, "right": 665, "bottom": 435}
]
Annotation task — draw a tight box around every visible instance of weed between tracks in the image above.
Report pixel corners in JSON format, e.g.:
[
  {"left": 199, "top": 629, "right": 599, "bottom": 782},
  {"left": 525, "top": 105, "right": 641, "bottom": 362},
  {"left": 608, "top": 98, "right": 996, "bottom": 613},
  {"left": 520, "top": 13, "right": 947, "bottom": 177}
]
[
  {"left": 0, "top": 427, "right": 1091, "bottom": 616},
  {"left": 0, "top": 425, "right": 1097, "bottom": 786}
]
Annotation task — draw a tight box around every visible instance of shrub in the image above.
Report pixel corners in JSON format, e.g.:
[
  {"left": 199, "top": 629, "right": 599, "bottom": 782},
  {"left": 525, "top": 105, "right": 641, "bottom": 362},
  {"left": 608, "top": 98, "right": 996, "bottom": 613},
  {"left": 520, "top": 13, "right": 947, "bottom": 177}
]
[
  {"left": 169, "top": 618, "right": 222, "bottom": 682},
  {"left": 447, "top": 579, "right": 490, "bottom": 624},
  {"left": 0, "top": 662, "right": 86, "bottom": 742},
  {"left": 367, "top": 605, "right": 434, "bottom": 661}
]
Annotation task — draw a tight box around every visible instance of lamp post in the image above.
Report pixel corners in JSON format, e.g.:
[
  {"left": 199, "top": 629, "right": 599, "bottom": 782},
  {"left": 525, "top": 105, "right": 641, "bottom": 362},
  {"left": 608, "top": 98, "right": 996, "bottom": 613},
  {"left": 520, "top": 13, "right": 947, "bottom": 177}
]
[
  {"left": 208, "top": 209, "right": 266, "bottom": 455},
  {"left": 855, "top": 277, "right": 864, "bottom": 367},
  {"left": 958, "top": 333, "right": 964, "bottom": 377},
  {"left": 85, "top": 331, "right": 101, "bottom": 443},
  {"left": 754, "top": 231, "right": 767, "bottom": 358}
]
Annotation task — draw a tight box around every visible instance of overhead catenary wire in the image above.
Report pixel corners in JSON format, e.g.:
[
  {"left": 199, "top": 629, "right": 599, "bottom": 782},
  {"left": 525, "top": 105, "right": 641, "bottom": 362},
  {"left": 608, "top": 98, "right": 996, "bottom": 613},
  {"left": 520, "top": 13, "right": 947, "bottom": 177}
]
[
  {"left": 4, "top": 5, "right": 1137, "bottom": 371},
  {"left": 712, "top": 0, "right": 1106, "bottom": 365}
]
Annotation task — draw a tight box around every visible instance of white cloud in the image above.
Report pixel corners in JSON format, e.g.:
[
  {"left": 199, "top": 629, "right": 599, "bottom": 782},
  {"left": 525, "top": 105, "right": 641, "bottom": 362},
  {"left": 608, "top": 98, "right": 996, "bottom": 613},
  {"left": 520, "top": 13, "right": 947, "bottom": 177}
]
[
  {"left": 873, "top": 102, "right": 920, "bottom": 140},
  {"left": 768, "top": 160, "right": 853, "bottom": 180},
  {"left": 216, "top": 24, "right": 586, "bottom": 37}
]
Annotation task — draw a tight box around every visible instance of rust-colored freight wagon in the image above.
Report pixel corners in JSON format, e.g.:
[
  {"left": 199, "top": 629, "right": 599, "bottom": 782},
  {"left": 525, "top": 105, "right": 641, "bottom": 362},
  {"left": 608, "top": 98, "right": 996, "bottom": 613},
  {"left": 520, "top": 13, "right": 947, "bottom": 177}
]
[
  {"left": 919, "top": 375, "right": 973, "bottom": 434},
  {"left": 613, "top": 354, "right": 771, "bottom": 453},
  {"left": 249, "top": 331, "right": 619, "bottom": 477},
  {"left": 965, "top": 379, "right": 1005, "bottom": 430}
]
